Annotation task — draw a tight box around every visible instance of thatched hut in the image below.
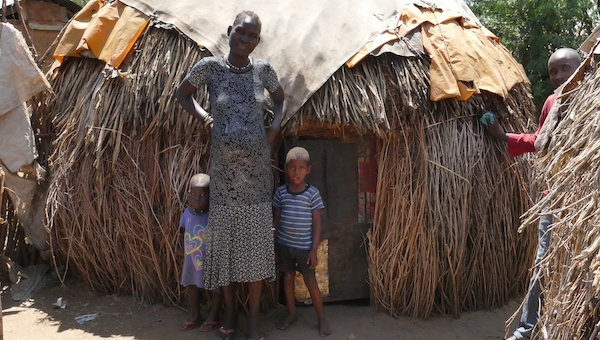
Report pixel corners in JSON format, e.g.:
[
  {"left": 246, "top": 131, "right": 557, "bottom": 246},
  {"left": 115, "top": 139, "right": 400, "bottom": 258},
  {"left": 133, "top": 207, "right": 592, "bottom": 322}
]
[
  {"left": 517, "top": 37, "right": 600, "bottom": 339},
  {"left": 45, "top": 0, "right": 538, "bottom": 317}
]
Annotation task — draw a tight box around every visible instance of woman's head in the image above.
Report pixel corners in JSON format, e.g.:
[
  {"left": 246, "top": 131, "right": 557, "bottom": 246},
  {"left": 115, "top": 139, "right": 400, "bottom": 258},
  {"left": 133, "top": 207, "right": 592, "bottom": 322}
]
[
  {"left": 234, "top": 11, "right": 261, "bottom": 34},
  {"left": 227, "top": 11, "right": 261, "bottom": 58}
]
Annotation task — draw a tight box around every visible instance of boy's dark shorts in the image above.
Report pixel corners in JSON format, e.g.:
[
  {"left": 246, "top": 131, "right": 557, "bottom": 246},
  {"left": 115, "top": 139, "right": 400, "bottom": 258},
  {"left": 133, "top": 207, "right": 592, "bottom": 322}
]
[{"left": 276, "top": 244, "right": 315, "bottom": 278}]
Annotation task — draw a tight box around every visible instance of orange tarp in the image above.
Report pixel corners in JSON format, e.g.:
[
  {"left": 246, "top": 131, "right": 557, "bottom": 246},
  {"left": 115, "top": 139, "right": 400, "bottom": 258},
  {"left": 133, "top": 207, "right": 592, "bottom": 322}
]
[
  {"left": 54, "top": 0, "right": 149, "bottom": 68},
  {"left": 347, "top": 5, "right": 528, "bottom": 102}
]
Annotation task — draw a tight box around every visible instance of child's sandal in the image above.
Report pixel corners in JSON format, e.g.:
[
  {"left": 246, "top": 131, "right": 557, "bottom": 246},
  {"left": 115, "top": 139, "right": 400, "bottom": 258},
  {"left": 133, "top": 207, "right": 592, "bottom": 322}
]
[
  {"left": 180, "top": 319, "right": 198, "bottom": 331},
  {"left": 199, "top": 320, "right": 219, "bottom": 332},
  {"left": 216, "top": 327, "right": 235, "bottom": 340}
]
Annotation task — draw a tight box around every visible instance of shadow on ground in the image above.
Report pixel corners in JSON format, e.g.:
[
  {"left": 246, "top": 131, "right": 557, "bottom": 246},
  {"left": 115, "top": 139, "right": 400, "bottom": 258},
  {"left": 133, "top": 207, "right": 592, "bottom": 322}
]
[{"left": 2, "top": 279, "right": 521, "bottom": 340}]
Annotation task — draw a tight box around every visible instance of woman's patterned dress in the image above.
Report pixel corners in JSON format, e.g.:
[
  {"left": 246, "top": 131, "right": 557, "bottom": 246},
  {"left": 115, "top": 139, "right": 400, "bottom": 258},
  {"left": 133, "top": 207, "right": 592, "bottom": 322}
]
[{"left": 187, "top": 56, "right": 279, "bottom": 289}]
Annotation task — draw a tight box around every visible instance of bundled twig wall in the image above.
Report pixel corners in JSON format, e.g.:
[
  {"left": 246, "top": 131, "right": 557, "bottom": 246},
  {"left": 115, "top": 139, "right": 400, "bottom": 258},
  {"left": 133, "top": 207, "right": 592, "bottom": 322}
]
[
  {"left": 372, "top": 83, "right": 537, "bottom": 317},
  {"left": 520, "top": 59, "right": 600, "bottom": 339},
  {"left": 423, "top": 99, "right": 535, "bottom": 317},
  {"left": 47, "top": 27, "right": 209, "bottom": 304}
]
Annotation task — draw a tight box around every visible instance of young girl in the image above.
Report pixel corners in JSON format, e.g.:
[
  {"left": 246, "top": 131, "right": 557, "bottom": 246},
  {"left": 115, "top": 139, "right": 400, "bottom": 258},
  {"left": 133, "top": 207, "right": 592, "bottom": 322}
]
[
  {"left": 178, "top": 173, "right": 222, "bottom": 332},
  {"left": 176, "top": 11, "right": 285, "bottom": 340}
]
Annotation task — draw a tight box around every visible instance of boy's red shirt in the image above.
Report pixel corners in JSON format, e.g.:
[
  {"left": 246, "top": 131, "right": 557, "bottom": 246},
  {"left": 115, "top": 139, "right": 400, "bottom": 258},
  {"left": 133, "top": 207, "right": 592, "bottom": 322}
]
[{"left": 507, "top": 94, "right": 557, "bottom": 158}]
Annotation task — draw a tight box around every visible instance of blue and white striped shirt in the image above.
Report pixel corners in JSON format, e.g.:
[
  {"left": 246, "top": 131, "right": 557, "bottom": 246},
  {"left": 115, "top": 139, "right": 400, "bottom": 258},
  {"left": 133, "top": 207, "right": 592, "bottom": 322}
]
[{"left": 272, "top": 184, "right": 325, "bottom": 250}]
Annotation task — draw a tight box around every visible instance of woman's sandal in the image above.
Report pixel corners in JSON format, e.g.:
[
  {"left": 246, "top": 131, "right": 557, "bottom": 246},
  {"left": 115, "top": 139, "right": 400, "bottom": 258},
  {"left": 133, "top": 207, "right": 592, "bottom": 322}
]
[
  {"left": 199, "top": 320, "right": 219, "bottom": 332},
  {"left": 216, "top": 327, "right": 235, "bottom": 340}
]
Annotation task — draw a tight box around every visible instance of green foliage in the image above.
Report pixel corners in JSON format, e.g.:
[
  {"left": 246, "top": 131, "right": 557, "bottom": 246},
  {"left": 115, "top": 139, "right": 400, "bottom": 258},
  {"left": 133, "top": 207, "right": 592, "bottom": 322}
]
[
  {"left": 467, "top": 0, "right": 599, "bottom": 110},
  {"left": 69, "top": 0, "right": 90, "bottom": 8}
]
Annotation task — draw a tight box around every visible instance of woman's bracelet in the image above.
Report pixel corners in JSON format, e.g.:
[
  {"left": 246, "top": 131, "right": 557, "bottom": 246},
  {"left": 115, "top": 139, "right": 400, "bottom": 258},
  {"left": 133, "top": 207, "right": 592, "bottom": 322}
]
[{"left": 203, "top": 116, "right": 213, "bottom": 129}]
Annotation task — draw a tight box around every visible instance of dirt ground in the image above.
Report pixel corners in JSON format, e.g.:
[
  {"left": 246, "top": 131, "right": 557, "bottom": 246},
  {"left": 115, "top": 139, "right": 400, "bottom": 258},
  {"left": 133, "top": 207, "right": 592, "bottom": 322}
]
[{"left": 2, "top": 280, "right": 520, "bottom": 340}]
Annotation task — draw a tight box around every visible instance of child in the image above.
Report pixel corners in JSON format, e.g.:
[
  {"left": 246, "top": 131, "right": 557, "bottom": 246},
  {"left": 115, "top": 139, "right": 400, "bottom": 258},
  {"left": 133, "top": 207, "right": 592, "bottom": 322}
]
[
  {"left": 178, "top": 173, "right": 222, "bottom": 332},
  {"left": 273, "top": 147, "right": 331, "bottom": 337}
]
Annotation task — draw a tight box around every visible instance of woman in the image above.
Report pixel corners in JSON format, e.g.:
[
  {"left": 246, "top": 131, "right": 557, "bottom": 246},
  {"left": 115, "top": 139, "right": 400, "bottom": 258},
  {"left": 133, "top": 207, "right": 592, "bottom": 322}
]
[{"left": 176, "top": 10, "right": 284, "bottom": 340}]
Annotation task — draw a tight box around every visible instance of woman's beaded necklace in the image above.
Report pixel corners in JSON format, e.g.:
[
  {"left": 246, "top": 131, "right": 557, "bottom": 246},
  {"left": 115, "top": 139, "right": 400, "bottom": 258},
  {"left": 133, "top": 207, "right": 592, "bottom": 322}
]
[{"left": 224, "top": 55, "right": 253, "bottom": 73}]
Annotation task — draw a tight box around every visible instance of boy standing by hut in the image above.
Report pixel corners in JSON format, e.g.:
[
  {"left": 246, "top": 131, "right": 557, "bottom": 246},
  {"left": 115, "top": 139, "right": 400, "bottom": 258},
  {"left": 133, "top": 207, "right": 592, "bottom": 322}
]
[
  {"left": 484, "top": 48, "right": 581, "bottom": 340},
  {"left": 273, "top": 147, "right": 331, "bottom": 338}
]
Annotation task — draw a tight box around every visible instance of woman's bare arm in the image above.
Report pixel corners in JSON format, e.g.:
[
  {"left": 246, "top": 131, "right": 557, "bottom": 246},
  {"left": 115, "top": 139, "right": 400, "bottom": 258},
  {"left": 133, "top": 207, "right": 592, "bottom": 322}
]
[
  {"left": 267, "top": 86, "right": 285, "bottom": 146},
  {"left": 176, "top": 78, "right": 212, "bottom": 126}
]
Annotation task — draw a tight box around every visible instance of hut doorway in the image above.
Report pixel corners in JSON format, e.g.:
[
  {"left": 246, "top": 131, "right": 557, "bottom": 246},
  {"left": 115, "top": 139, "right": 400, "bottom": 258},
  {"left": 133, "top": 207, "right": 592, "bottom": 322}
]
[{"left": 280, "top": 137, "right": 375, "bottom": 302}]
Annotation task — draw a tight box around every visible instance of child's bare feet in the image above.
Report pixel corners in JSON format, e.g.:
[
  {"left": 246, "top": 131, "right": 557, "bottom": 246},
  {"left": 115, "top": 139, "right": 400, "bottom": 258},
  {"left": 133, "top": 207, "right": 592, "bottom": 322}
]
[
  {"left": 277, "top": 314, "right": 298, "bottom": 330},
  {"left": 318, "top": 316, "right": 331, "bottom": 337}
]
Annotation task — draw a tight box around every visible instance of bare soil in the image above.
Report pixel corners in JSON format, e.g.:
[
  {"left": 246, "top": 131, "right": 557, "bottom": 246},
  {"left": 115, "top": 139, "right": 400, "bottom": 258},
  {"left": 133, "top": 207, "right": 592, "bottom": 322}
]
[{"left": 2, "top": 280, "right": 519, "bottom": 340}]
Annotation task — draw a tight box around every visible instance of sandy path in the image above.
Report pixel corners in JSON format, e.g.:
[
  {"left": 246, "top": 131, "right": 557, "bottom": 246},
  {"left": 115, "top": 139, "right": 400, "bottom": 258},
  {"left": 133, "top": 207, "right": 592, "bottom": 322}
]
[{"left": 2, "top": 281, "right": 519, "bottom": 340}]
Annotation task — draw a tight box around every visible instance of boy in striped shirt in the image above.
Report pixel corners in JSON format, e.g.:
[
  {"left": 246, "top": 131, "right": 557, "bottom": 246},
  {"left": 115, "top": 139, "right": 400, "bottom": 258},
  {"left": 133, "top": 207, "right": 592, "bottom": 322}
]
[{"left": 273, "top": 147, "right": 331, "bottom": 337}]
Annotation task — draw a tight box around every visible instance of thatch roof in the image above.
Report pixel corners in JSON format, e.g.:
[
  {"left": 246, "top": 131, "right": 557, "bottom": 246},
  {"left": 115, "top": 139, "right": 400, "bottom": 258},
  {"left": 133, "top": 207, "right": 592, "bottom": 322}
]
[{"left": 119, "top": 0, "right": 484, "bottom": 115}]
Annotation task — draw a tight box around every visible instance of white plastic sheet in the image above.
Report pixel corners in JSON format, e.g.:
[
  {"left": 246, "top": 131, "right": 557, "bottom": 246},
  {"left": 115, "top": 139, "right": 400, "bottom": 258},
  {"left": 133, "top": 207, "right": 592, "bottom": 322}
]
[{"left": 119, "top": 0, "right": 479, "bottom": 115}]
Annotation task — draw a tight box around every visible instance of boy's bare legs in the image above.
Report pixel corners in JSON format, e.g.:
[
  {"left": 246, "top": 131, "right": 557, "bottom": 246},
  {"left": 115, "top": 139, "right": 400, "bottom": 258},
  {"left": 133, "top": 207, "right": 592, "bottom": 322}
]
[
  {"left": 217, "top": 283, "right": 237, "bottom": 339},
  {"left": 278, "top": 271, "right": 298, "bottom": 330},
  {"left": 304, "top": 276, "right": 331, "bottom": 337},
  {"left": 247, "top": 280, "right": 263, "bottom": 339}
]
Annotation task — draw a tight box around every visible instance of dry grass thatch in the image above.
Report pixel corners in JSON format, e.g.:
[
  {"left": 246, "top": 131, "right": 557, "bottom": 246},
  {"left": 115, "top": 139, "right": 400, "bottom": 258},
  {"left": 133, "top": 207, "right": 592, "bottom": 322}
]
[
  {"left": 46, "top": 23, "right": 537, "bottom": 317},
  {"left": 369, "top": 89, "right": 538, "bottom": 318},
  {"left": 518, "top": 57, "right": 600, "bottom": 339},
  {"left": 47, "top": 26, "right": 209, "bottom": 304},
  {"left": 46, "top": 25, "right": 278, "bottom": 308}
]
